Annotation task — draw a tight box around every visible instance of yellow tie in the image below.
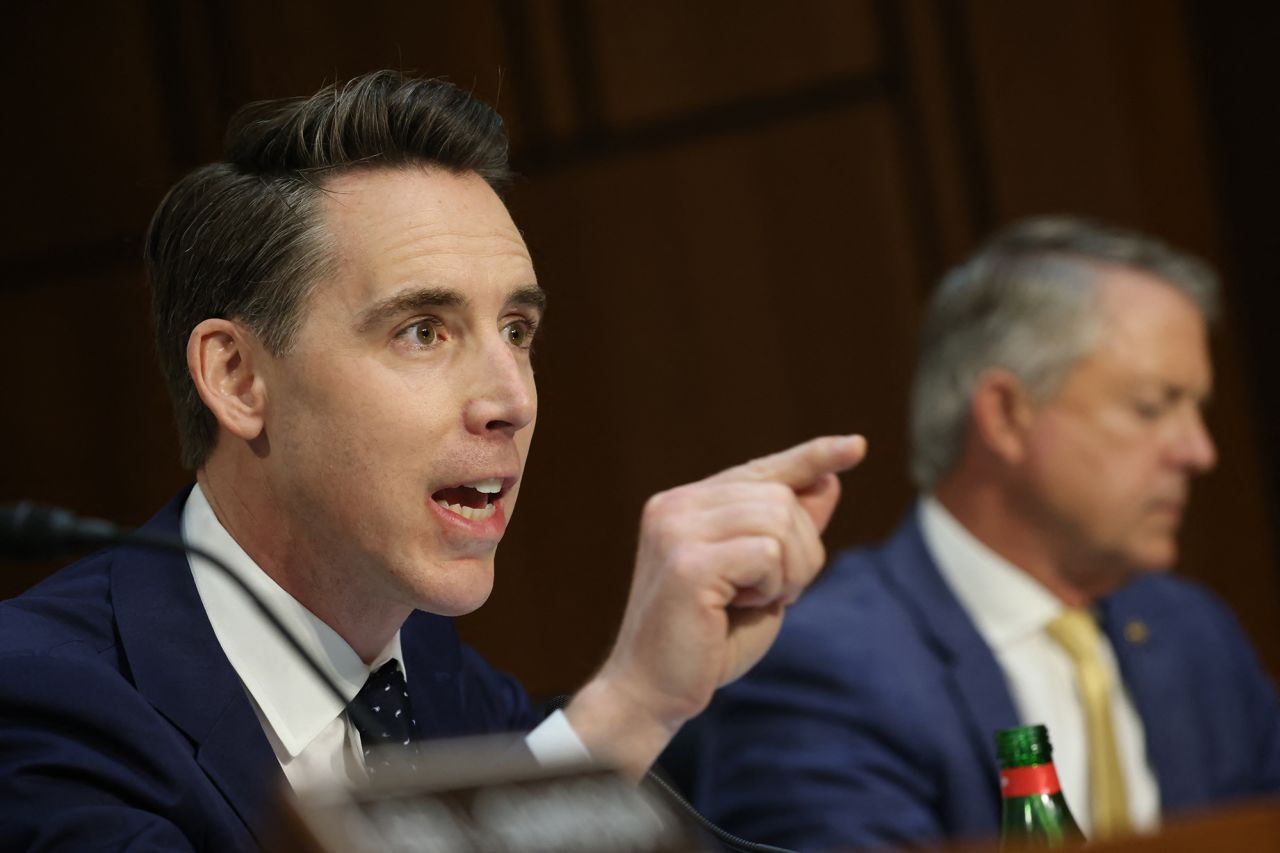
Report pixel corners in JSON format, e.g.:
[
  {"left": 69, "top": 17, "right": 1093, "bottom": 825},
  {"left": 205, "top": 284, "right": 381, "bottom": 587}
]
[{"left": 1045, "top": 608, "right": 1132, "bottom": 839}]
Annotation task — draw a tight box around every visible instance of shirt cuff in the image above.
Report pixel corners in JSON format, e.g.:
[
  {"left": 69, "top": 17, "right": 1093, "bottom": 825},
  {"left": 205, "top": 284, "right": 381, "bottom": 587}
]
[{"left": 525, "top": 709, "right": 592, "bottom": 767}]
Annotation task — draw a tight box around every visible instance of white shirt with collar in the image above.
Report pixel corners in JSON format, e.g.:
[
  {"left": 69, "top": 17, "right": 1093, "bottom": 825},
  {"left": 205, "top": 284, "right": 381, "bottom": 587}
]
[
  {"left": 182, "top": 484, "right": 589, "bottom": 791},
  {"left": 918, "top": 496, "right": 1160, "bottom": 834}
]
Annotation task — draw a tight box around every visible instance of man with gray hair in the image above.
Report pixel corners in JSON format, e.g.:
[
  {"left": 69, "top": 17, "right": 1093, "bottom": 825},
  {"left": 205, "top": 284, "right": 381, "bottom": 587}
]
[{"left": 696, "top": 217, "right": 1280, "bottom": 851}]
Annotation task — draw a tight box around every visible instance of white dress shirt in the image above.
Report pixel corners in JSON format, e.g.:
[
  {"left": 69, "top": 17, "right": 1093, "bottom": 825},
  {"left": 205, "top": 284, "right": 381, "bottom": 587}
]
[
  {"left": 182, "top": 484, "right": 589, "bottom": 791},
  {"left": 918, "top": 496, "right": 1160, "bottom": 834}
]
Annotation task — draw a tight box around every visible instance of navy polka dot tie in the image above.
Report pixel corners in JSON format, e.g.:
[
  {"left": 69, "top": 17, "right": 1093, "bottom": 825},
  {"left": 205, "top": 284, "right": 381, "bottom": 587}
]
[{"left": 348, "top": 659, "right": 420, "bottom": 776}]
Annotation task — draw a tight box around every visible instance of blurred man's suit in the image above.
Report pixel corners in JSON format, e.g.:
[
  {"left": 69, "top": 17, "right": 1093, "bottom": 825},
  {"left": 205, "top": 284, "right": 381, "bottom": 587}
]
[
  {"left": 0, "top": 490, "right": 538, "bottom": 851},
  {"left": 695, "top": 511, "right": 1280, "bottom": 851}
]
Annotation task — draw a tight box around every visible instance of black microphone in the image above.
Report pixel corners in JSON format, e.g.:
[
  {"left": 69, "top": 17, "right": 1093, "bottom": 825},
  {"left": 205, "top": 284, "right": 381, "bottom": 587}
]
[
  {"left": 0, "top": 502, "right": 120, "bottom": 560},
  {"left": 0, "top": 500, "right": 379, "bottom": 733}
]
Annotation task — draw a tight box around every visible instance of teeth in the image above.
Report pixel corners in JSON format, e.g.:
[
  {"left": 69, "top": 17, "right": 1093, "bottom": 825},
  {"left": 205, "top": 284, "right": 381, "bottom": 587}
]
[
  {"left": 435, "top": 500, "right": 498, "bottom": 521},
  {"left": 464, "top": 478, "right": 503, "bottom": 494}
]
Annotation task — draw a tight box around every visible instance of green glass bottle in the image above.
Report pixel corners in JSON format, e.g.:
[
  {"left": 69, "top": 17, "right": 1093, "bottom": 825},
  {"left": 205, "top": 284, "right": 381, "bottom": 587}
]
[{"left": 996, "top": 725, "right": 1085, "bottom": 849}]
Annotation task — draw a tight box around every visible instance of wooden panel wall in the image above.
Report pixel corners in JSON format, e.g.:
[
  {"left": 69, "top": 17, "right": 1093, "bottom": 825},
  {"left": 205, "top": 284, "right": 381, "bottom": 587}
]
[{"left": 3, "top": 0, "right": 1277, "bottom": 695}]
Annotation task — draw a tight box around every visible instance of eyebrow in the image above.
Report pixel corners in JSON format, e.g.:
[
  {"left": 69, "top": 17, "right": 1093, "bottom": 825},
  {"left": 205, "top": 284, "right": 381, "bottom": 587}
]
[
  {"left": 508, "top": 284, "right": 549, "bottom": 315},
  {"left": 355, "top": 284, "right": 547, "bottom": 334}
]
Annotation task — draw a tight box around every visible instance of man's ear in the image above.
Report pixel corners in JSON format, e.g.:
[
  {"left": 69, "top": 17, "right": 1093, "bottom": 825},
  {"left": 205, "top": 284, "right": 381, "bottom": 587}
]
[
  {"left": 187, "top": 319, "right": 268, "bottom": 442},
  {"left": 970, "top": 368, "right": 1036, "bottom": 466}
]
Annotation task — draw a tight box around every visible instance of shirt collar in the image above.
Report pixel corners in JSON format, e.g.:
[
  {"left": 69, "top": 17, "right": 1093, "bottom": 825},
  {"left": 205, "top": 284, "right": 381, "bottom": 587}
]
[
  {"left": 918, "top": 495, "right": 1063, "bottom": 649},
  {"left": 182, "top": 484, "right": 405, "bottom": 758}
]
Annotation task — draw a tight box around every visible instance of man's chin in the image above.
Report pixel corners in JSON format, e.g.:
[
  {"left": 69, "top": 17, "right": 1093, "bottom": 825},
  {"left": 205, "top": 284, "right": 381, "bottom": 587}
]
[
  {"left": 1120, "top": 539, "right": 1179, "bottom": 576},
  {"left": 1078, "top": 541, "right": 1176, "bottom": 599},
  {"left": 406, "top": 557, "right": 496, "bottom": 617},
  {"left": 425, "top": 589, "right": 493, "bottom": 617}
]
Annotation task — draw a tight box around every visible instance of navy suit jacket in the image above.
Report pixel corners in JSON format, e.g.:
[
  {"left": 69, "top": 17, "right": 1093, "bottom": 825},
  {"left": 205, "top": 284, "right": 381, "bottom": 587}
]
[
  {"left": 695, "top": 512, "right": 1280, "bottom": 852},
  {"left": 0, "top": 490, "right": 539, "bottom": 851}
]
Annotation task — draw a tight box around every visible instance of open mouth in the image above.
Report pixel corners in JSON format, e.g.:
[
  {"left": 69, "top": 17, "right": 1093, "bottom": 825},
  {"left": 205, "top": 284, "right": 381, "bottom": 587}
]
[{"left": 431, "top": 478, "right": 506, "bottom": 522}]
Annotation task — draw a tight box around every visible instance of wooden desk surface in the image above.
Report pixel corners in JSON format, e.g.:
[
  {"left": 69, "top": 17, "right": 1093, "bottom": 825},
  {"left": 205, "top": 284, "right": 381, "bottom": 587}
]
[{"left": 924, "top": 798, "right": 1280, "bottom": 853}]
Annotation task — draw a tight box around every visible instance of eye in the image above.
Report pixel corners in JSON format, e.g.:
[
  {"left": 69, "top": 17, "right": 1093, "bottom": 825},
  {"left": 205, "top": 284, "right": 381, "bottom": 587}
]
[
  {"left": 1132, "top": 393, "right": 1176, "bottom": 422},
  {"left": 503, "top": 318, "right": 537, "bottom": 349},
  {"left": 1133, "top": 400, "right": 1163, "bottom": 420},
  {"left": 397, "top": 319, "right": 442, "bottom": 348}
]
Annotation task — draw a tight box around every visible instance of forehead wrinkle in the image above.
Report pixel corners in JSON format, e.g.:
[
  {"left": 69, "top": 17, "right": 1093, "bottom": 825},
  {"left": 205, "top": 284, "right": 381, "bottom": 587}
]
[
  {"left": 371, "top": 214, "right": 528, "bottom": 259},
  {"left": 1080, "top": 326, "right": 1213, "bottom": 410},
  {"left": 322, "top": 178, "right": 530, "bottom": 266},
  {"left": 316, "top": 169, "right": 537, "bottom": 330},
  {"left": 371, "top": 235, "right": 533, "bottom": 287}
]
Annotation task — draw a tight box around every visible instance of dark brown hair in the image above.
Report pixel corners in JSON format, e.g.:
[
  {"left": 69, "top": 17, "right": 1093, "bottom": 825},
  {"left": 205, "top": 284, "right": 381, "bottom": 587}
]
[{"left": 145, "top": 70, "right": 511, "bottom": 469}]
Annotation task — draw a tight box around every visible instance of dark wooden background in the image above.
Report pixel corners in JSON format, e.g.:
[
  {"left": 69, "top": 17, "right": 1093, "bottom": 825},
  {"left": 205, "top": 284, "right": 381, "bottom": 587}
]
[{"left": 3, "top": 0, "right": 1278, "bottom": 698}]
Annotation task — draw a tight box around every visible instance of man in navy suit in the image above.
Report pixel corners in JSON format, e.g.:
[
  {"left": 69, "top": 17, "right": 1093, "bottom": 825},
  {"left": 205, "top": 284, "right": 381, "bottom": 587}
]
[
  {"left": 697, "top": 218, "right": 1280, "bottom": 851},
  {"left": 0, "top": 71, "right": 868, "bottom": 850}
]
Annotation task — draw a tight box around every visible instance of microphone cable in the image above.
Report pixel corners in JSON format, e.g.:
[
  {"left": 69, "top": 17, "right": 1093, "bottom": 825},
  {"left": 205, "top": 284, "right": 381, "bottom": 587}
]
[
  {"left": 0, "top": 501, "right": 382, "bottom": 733},
  {"left": 4, "top": 501, "right": 800, "bottom": 853}
]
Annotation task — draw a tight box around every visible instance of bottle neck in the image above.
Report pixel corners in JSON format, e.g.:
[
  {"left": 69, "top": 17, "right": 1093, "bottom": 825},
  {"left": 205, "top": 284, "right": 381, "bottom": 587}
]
[{"left": 1000, "top": 762, "right": 1064, "bottom": 799}]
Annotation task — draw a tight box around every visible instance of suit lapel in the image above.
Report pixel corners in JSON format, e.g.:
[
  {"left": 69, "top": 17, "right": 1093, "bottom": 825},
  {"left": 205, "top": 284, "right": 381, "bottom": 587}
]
[
  {"left": 877, "top": 513, "right": 1020, "bottom": 792},
  {"left": 111, "top": 488, "right": 282, "bottom": 846},
  {"left": 1100, "top": 582, "right": 1204, "bottom": 810}
]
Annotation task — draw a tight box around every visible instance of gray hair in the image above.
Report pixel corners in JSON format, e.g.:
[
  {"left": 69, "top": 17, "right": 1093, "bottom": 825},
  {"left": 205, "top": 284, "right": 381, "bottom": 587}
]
[{"left": 909, "top": 216, "right": 1220, "bottom": 490}]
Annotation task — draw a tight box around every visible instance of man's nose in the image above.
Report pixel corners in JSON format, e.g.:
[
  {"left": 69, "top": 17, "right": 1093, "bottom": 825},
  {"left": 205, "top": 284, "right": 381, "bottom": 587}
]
[
  {"left": 463, "top": 336, "right": 536, "bottom": 436},
  {"left": 1175, "top": 408, "right": 1217, "bottom": 475}
]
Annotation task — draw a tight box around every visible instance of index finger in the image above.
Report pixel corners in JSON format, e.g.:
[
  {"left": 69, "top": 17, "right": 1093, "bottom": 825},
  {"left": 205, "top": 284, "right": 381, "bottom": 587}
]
[{"left": 708, "top": 434, "right": 868, "bottom": 491}]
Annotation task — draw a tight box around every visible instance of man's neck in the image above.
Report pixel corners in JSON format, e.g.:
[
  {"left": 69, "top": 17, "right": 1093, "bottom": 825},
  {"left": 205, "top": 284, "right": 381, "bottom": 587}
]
[
  {"left": 195, "top": 463, "right": 409, "bottom": 663},
  {"left": 933, "top": 477, "right": 1115, "bottom": 607}
]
